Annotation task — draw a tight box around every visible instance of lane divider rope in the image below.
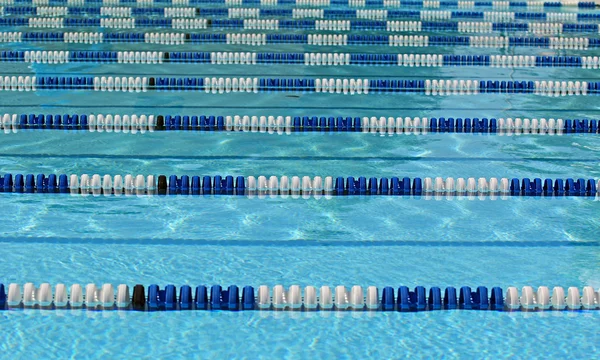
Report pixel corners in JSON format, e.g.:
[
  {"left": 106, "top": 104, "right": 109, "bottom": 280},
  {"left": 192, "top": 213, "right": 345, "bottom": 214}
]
[
  {"left": 0, "top": 173, "right": 598, "bottom": 196},
  {"left": 1, "top": 75, "right": 599, "bottom": 96},
  {"left": 1, "top": 283, "right": 599, "bottom": 311},
  {"left": 2, "top": 113, "right": 600, "bottom": 135},
  {"left": 1, "top": 17, "right": 600, "bottom": 31},
  {"left": 2, "top": 31, "right": 598, "bottom": 49},
  {"left": 2, "top": 6, "right": 600, "bottom": 23},
  {"left": 3, "top": 50, "right": 600, "bottom": 68},
  {"left": 0, "top": 0, "right": 596, "bottom": 9},
  {"left": 0, "top": 0, "right": 597, "bottom": 9},
  {"left": 3, "top": 14, "right": 600, "bottom": 35}
]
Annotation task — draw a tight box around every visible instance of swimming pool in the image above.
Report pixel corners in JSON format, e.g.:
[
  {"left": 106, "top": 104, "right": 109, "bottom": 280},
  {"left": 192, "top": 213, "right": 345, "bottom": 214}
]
[{"left": 1, "top": 0, "right": 599, "bottom": 358}]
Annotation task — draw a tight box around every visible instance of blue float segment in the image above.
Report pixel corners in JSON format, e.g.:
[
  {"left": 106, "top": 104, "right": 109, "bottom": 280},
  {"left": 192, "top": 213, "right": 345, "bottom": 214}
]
[
  {"left": 210, "top": 285, "right": 223, "bottom": 309},
  {"left": 413, "top": 178, "right": 423, "bottom": 195},
  {"left": 55, "top": 174, "right": 67, "bottom": 193},
  {"left": 180, "top": 175, "right": 190, "bottom": 194},
  {"left": 202, "top": 176, "right": 212, "bottom": 193},
  {"left": 147, "top": 284, "right": 161, "bottom": 308},
  {"left": 164, "top": 174, "right": 241, "bottom": 195},
  {"left": 565, "top": 178, "right": 576, "bottom": 195},
  {"left": 475, "top": 287, "right": 489, "bottom": 309},
  {"left": 179, "top": 285, "right": 193, "bottom": 309},
  {"left": 578, "top": 13, "right": 600, "bottom": 21},
  {"left": 190, "top": 176, "right": 201, "bottom": 194},
  {"left": 164, "top": 285, "right": 177, "bottom": 308},
  {"left": 345, "top": 176, "right": 367, "bottom": 194},
  {"left": 517, "top": 12, "right": 546, "bottom": 20},
  {"left": 493, "top": 23, "right": 528, "bottom": 32},
  {"left": 563, "top": 24, "right": 599, "bottom": 33},
  {"left": 102, "top": 33, "right": 147, "bottom": 43},
  {"left": 479, "top": 80, "right": 534, "bottom": 94},
  {"left": 428, "top": 287, "right": 442, "bottom": 310},
  {"left": 395, "top": 286, "right": 427, "bottom": 311},
  {"left": 542, "top": 178, "right": 553, "bottom": 195},
  {"left": 334, "top": 177, "right": 345, "bottom": 195},
  {"left": 198, "top": 8, "right": 228, "bottom": 16},
  {"left": 379, "top": 177, "right": 389, "bottom": 194},
  {"left": 150, "top": 77, "right": 204, "bottom": 91},
  {"left": 214, "top": 175, "right": 235, "bottom": 193},
  {"left": 587, "top": 179, "right": 597, "bottom": 195},
  {"left": 382, "top": 287, "right": 395, "bottom": 311},
  {"left": 195, "top": 286, "right": 208, "bottom": 310},
  {"left": 402, "top": 177, "right": 412, "bottom": 194},
  {"left": 510, "top": 178, "right": 520, "bottom": 195},
  {"left": 228, "top": 286, "right": 240, "bottom": 311},
  {"left": 47, "top": 174, "right": 57, "bottom": 192},
  {"left": 422, "top": 21, "right": 458, "bottom": 31},
  {"left": 387, "top": 10, "right": 421, "bottom": 19},
  {"left": 397, "top": 286, "right": 411, "bottom": 311},
  {"left": 414, "top": 286, "right": 427, "bottom": 310},
  {"left": 242, "top": 286, "right": 255, "bottom": 310},
  {"left": 490, "top": 287, "right": 504, "bottom": 310},
  {"left": 25, "top": 174, "right": 35, "bottom": 193},
  {"left": 235, "top": 176, "right": 245, "bottom": 193},
  {"left": 209, "top": 285, "right": 240, "bottom": 310},
  {"left": 459, "top": 286, "right": 474, "bottom": 309},
  {"left": 0, "top": 284, "right": 5, "bottom": 306},
  {"left": 13, "top": 174, "right": 24, "bottom": 192},
  {"left": 555, "top": 179, "right": 565, "bottom": 195},
  {"left": 444, "top": 287, "right": 457, "bottom": 309},
  {"left": 2, "top": 174, "right": 13, "bottom": 192}
]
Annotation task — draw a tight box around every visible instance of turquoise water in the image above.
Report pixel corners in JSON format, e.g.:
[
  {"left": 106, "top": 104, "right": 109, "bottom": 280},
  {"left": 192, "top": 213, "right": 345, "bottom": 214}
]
[
  {"left": 0, "top": 136, "right": 599, "bottom": 357},
  {"left": 0, "top": 194, "right": 599, "bottom": 357},
  {"left": 1, "top": 5, "right": 600, "bottom": 359},
  {"left": 2, "top": 310, "right": 598, "bottom": 358}
]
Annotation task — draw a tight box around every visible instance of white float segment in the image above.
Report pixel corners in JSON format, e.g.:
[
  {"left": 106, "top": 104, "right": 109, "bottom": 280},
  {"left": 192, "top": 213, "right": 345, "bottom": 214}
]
[
  {"left": 22, "top": 283, "right": 36, "bottom": 306},
  {"left": 304, "top": 286, "right": 317, "bottom": 309},
  {"left": 100, "top": 284, "right": 115, "bottom": 307},
  {"left": 566, "top": 287, "right": 581, "bottom": 309},
  {"left": 7, "top": 283, "right": 22, "bottom": 306},
  {"left": 116, "top": 284, "right": 131, "bottom": 308},
  {"left": 85, "top": 284, "right": 98, "bottom": 307},
  {"left": 320, "top": 286, "right": 333, "bottom": 309},
  {"left": 70, "top": 284, "right": 83, "bottom": 306},
  {"left": 581, "top": 286, "right": 598, "bottom": 309},
  {"left": 504, "top": 287, "right": 520, "bottom": 309},
  {"left": 55, "top": 284, "right": 68, "bottom": 307},
  {"left": 536, "top": 286, "right": 551, "bottom": 309},
  {"left": 551, "top": 287, "right": 566, "bottom": 310},
  {"left": 520, "top": 286, "right": 535, "bottom": 309},
  {"left": 258, "top": 285, "right": 270, "bottom": 308}
]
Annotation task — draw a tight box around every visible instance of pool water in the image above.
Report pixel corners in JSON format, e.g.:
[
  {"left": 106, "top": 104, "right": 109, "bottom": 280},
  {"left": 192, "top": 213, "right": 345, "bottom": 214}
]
[{"left": 1, "top": 2, "right": 600, "bottom": 358}]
